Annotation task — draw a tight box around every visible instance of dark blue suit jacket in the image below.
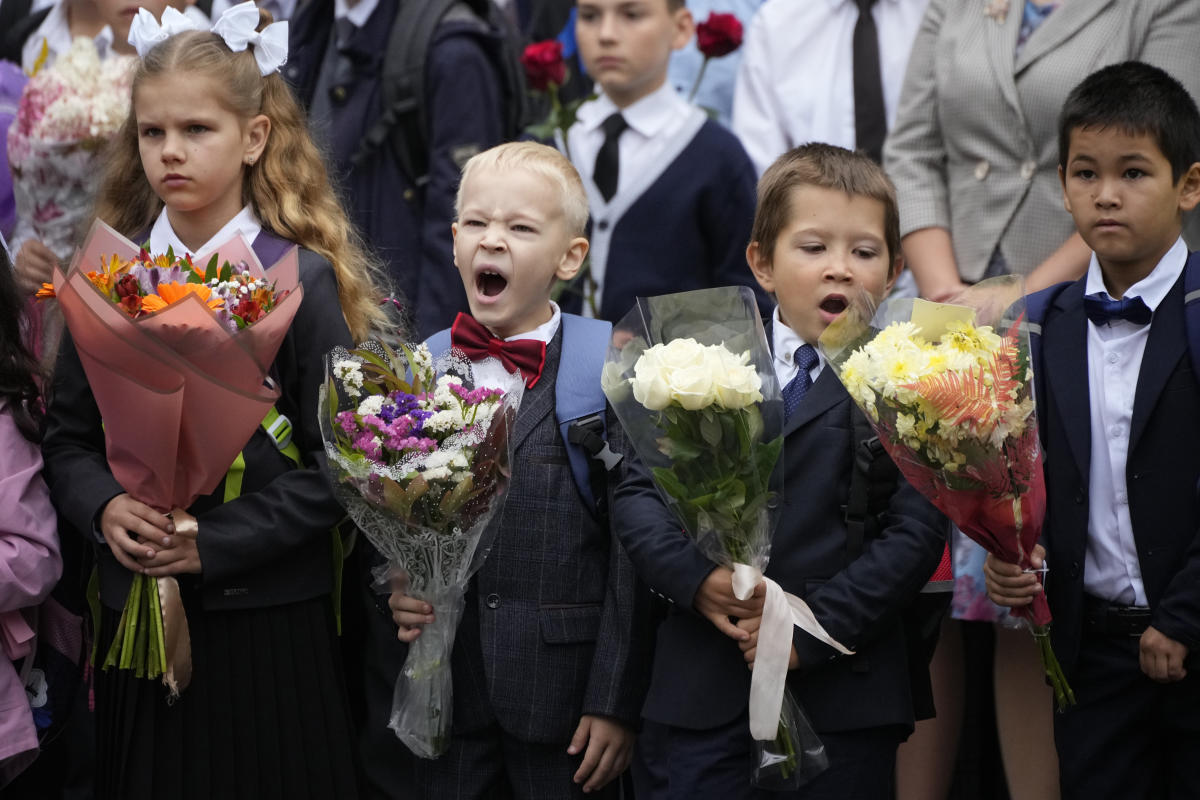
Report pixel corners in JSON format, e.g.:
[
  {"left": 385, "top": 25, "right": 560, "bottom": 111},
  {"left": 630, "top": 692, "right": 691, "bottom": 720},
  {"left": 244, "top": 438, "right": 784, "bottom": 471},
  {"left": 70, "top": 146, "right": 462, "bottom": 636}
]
[
  {"left": 1033, "top": 267, "right": 1200, "bottom": 674},
  {"left": 614, "top": 341, "right": 946, "bottom": 735}
]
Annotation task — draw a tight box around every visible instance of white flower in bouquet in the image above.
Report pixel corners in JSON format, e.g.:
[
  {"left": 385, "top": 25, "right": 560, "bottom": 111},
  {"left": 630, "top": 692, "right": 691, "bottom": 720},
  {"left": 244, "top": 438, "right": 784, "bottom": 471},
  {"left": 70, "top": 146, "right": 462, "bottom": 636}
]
[
  {"left": 629, "top": 337, "right": 763, "bottom": 412},
  {"left": 334, "top": 359, "right": 364, "bottom": 398},
  {"left": 357, "top": 394, "right": 386, "bottom": 417}
]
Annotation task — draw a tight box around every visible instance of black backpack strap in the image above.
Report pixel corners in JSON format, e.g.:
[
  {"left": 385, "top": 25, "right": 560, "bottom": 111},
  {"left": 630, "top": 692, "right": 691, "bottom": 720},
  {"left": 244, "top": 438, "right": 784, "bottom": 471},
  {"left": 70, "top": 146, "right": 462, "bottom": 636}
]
[
  {"left": 566, "top": 412, "right": 622, "bottom": 519},
  {"left": 844, "top": 404, "right": 892, "bottom": 562},
  {"left": 350, "top": 0, "right": 461, "bottom": 182}
]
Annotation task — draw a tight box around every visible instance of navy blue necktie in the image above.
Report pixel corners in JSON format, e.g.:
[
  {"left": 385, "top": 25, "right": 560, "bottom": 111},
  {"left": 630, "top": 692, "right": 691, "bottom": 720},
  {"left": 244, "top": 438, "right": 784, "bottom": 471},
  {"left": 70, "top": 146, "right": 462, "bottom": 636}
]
[
  {"left": 1083, "top": 293, "right": 1152, "bottom": 326},
  {"left": 783, "top": 344, "right": 819, "bottom": 421}
]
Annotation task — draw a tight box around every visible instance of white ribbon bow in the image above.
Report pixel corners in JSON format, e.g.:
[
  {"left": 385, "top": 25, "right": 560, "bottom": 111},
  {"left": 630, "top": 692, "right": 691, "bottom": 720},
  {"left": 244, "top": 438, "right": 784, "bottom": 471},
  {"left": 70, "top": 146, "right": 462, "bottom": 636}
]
[
  {"left": 731, "top": 563, "right": 854, "bottom": 741},
  {"left": 127, "top": 6, "right": 205, "bottom": 59},
  {"left": 211, "top": 1, "right": 289, "bottom": 76}
]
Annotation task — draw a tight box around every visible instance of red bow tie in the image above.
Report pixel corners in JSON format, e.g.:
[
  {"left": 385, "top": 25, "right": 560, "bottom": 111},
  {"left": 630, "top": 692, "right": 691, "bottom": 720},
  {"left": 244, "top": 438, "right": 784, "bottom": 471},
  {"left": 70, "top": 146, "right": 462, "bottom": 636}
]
[{"left": 450, "top": 313, "right": 547, "bottom": 388}]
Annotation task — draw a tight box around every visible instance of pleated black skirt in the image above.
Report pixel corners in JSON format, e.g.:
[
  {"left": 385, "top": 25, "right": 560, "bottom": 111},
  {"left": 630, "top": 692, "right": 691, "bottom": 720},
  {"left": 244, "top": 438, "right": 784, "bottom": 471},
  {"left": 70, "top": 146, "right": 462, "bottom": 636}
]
[{"left": 94, "top": 590, "right": 359, "bottom": 800}]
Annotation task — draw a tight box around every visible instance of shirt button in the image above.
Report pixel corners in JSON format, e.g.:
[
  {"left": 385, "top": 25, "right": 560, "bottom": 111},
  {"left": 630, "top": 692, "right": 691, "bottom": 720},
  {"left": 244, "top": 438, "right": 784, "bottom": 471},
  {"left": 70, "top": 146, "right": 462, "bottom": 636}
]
[
  {"left": 974, "top": 159, "right": 990, "bottom": 181},
  {"left": 485, "top": 593, "right": 501, "bottom": 610},
  {"left": 1107, "top": 353, "right": 1119, "bottom": 364},
  {"left": 1020, "top": 160, "right": 1036, "bottom": 180},
  {"left": 1110, "top": 424, "right": 1122, "bottom": 438},
  {"left": 597, "top": 220, "right": 609, "bottom": 231},
  {"left": 1116, "top": 491, "right": 1128, "bottom": 504}
]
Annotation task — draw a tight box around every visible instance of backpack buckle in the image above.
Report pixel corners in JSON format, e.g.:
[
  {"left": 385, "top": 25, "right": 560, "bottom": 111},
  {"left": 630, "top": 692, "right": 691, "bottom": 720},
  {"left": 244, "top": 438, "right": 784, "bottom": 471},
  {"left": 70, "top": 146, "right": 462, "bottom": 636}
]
[
  {"left": 264, "top": 412, "right": 294, "bottom": 452},
  {"left": 568, "top": 414, "right": 623, "bottom": 471}
]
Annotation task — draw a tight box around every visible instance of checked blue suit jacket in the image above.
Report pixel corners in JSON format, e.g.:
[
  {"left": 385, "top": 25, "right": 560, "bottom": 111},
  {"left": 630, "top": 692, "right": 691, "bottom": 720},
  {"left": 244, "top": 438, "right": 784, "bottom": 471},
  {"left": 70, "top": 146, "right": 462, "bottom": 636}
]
[{"left": 614, "top": 325, "right": 947, "bottom": 736}]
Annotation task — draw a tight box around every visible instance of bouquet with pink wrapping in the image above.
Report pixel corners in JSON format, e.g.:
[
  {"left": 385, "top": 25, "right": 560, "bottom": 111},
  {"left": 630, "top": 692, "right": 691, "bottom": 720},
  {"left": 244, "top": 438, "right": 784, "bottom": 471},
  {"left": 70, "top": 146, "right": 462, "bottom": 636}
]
[{"left": 45, "top": 220, "right": 302, "bottom": 696}]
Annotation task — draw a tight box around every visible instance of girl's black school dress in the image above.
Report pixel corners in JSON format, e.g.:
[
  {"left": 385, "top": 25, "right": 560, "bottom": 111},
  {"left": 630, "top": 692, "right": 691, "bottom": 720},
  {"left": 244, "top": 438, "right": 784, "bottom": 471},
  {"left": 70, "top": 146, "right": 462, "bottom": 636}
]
[{"left": 42, "top": 231, "right": 359, "bottom": 800}]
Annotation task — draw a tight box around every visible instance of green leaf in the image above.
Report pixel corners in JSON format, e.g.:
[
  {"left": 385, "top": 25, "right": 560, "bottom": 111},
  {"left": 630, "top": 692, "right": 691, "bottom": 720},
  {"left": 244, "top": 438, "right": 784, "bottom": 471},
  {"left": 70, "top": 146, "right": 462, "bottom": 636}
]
[
  {"left": 700, "top": 414, "right": 723, "bottom": 447},
  {"left": 204, "top": 253, "right": 220, "bottom": 282},
  {"left": 218, "top": 261, "right": 233, "bottom": 283},
  {"left": 439, "top": 474, "right": 474, "bottom": 516},
  {"left": 652, "top": 467, "right": 691, "bottom": 502}
]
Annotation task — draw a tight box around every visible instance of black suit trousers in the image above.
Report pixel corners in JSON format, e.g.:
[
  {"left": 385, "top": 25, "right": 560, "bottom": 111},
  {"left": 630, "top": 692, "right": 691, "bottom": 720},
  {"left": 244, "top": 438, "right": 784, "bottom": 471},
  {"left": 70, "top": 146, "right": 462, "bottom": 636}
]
[{"left": 1055, "top": 629, "right": 1200, "bottom": 800}]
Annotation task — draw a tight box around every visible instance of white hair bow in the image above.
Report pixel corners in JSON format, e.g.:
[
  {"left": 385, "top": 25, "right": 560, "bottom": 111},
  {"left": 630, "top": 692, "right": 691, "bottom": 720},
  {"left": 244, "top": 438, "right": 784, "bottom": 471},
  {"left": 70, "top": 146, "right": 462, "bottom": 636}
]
[
  {"left": 210, "top": 1, "right": 289, "bottom": 76},
  {"left": 127, "top": 6, "right": 205, "bottom": 59}
]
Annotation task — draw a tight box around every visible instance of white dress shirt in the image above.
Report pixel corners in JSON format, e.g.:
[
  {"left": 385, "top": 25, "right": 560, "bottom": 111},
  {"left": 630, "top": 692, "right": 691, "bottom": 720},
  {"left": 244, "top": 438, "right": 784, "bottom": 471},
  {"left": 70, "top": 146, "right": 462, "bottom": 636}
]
[
  {"left": 770, "top": 305, "right": 825, "bottom": 389},
  {"left": 731, "top": 0, "right": 928, "bottom": 175},
  {"left": 471, "top": 302, "right": 561, "bottom": 390},
  {"left": 1083, "top": 237, "right": 1188, "bottom": 606},
  {"left": 21, "top": 0, "right": 113, "bottom": 75},
  {"left": 149, "top": 205, "right": 262, "bottom": 260},
  {"left": 333, "top": 0, "right": 379, "bottom": 26},
  {"left": 568, "top": 81, "right": 696, "bottom": 201}
]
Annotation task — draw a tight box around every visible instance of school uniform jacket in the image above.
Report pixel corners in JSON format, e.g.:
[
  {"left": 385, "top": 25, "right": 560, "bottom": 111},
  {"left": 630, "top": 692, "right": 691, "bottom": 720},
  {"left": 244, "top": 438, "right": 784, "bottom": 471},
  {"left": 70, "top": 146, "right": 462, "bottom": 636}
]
[
  {"left": 615, "top": 336, "right": 946, "bottom": 734},
  {"left": 42, "top": 240, "right": 352, "bottom": 613},
  {"left": 561, "top": 111, "right": 770, "bottom": 323},
  {"left": 1033, "top": 269, "right": 1200, "bottom": 674}
]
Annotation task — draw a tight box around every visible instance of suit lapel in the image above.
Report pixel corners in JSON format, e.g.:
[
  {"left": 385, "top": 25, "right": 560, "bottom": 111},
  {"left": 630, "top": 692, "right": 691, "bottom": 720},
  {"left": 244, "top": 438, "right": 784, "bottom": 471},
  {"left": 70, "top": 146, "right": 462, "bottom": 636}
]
[
  {"left": 1129, "top": 277, "right": 1187, "bottom": 453},
  {"left": 1042, "top": 281, "right": 1091, "bottom": 482},
  {"left": 783, "top": 369, "right": 844, "bottom": 437},
  {"left": 1014, "top": 0, "right": 1115, "bottom": 75},
  {"left": 982, "top": 1, "right": 1027, "bottom": 128},
  {"left": 510, "top": 327, "right": 561, "bottom": 450}
]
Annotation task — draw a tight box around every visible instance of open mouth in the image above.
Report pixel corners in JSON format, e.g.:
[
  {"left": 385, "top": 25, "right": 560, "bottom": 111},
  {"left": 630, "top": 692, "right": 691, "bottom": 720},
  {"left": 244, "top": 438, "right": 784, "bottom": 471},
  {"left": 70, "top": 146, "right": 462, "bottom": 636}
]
[
  {"left": 819, "top": 295, "right": 848, "bottom": 315},
  {"left": 476, "top": 270, "right": 508, "bottom": 298}
]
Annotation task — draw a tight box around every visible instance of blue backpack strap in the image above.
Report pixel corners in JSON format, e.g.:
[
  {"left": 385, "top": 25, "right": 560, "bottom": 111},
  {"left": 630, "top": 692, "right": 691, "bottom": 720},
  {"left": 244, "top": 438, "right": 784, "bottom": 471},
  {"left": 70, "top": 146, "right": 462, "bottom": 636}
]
[
  {"left": 250, "top": 229, "right": 294, "bottom": 268},
  {"left": 1183, "top": 251, "right": 1200, "bottom": 380},
  {"left": 427, "top": 327, "right": 452, "bottom": 359},
  {"left": 556, "top": 314, "right": 622, "bottom": 514}
]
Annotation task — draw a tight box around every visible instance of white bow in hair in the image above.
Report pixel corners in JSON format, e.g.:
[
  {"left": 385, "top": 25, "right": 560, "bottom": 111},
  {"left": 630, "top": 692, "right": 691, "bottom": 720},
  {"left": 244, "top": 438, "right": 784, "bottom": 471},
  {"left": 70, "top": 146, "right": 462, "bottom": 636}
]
[
  {"left": 127, "top": 6, "right": 205, "bottom": 58},
  {"left": 210, "top": 1, "right": 289, "bottom": 76}
]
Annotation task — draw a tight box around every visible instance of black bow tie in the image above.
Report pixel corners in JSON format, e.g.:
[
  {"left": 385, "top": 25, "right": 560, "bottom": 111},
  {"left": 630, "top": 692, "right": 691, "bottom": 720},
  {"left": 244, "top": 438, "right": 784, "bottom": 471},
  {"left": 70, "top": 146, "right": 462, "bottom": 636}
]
[{"left": 1083, "top": 293, "right": 1152, "bottom": 326}]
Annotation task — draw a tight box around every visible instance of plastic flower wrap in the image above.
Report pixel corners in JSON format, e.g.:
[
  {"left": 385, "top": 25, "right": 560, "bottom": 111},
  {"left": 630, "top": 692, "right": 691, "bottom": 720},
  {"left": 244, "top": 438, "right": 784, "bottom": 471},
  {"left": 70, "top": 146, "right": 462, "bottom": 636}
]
[
  {"left": 319, "top": 342, "right": 523, "bottom": 758},
  {"left": 45, "top": 220, "right": 302, "bottom": 697},
  {"left": 603, "top": 286, "right": 840, "bottom": 788},
  {"left": 818, "top": 276, "right": 1073, "bottom": 710},
  {"left": 8, "top": 38, "right": 134, "bottom": 260}
]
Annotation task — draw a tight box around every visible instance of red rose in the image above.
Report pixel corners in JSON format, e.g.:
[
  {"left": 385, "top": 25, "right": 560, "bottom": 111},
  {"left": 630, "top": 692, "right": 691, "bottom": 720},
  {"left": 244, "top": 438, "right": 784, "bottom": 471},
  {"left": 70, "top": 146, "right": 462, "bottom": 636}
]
[
  {"left": 521, "top": 40, "right": 567, "bottom": 92},
  {"left": 695, "top": 12, "right": 743, "bottom": 59}
]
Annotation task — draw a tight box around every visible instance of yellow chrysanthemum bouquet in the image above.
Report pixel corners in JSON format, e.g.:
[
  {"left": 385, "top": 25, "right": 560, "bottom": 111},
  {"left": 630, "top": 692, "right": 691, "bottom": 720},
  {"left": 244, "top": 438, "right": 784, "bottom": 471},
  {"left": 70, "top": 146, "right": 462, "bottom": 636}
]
[{"left": 819, "top": 276, "right": 1073, "bottom": 710}]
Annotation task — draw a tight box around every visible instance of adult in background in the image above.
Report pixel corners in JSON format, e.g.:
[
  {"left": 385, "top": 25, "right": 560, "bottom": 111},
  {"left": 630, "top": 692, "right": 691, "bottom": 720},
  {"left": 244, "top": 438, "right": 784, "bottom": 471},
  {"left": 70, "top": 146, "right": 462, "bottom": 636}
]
[{"left": 884, "top": 2, "right": 1200, "bottom": 798}]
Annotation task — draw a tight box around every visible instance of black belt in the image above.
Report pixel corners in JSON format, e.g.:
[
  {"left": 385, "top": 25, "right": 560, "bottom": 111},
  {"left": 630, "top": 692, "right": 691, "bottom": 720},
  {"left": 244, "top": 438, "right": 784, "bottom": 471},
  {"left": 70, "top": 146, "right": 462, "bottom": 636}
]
[{"left": 1082, "top": 594, "right": 1151, "bottom": 637}]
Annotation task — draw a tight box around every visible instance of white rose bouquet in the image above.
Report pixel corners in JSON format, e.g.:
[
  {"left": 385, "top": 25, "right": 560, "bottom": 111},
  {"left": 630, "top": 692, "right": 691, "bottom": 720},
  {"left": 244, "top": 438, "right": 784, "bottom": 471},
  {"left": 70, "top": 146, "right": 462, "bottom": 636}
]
[
  {"left": 603, "top": 286, "right": 837, "bottom": 788},
  {"left": 319, "top": 341, "right": 523, "bottom": 758}
]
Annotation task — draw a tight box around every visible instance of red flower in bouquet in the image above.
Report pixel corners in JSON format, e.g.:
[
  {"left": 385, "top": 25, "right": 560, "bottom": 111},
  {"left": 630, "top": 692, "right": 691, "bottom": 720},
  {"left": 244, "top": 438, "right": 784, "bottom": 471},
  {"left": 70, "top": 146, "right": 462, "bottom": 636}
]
[
  {"left": 696, "top": 12, "right": 743, "bottom": 58},
  {"left": 520, "top": 40, "right": 566, "bottom": 92}
]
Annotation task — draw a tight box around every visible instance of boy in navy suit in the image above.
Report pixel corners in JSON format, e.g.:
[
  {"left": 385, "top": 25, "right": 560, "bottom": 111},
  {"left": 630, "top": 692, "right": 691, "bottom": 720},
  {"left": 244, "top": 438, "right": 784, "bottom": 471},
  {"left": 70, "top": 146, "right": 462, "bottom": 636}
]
[
  {"left": 985, "top": 63, "right": 1200, "bottom": 799},
  {"left": 617, "top": 143, "right": 946, "bottom": 798},
  {"left": 562, "top": 0, "right": 768, "bottom": 322},
  {"left": 372, "top": 142, "right": 653, "bottom": 799}
]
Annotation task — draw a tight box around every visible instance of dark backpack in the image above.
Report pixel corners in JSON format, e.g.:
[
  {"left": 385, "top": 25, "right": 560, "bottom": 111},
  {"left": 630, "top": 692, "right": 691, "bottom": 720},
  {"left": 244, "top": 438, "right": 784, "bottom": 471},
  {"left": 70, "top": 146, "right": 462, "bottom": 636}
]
[{"left": 350, "top": 0, "right": 528, "bottom": 188}]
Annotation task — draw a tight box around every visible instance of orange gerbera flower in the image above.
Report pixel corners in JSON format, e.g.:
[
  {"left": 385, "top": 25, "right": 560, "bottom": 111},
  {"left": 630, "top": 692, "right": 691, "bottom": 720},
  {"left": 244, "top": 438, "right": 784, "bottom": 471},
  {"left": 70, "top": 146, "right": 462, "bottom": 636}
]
[
  {"left": 36, "top": 282, "right": 56, "bottom": 300},
  {"left": 141, "top": 282, "right": 224, "bottom": 313}
]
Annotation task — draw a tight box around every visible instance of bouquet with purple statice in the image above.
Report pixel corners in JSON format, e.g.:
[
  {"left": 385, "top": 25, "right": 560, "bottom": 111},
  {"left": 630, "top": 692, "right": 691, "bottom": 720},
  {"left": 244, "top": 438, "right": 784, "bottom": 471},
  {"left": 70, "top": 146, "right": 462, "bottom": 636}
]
[{"left": 319, "top": 342, "right": 522, "bottom": 758}]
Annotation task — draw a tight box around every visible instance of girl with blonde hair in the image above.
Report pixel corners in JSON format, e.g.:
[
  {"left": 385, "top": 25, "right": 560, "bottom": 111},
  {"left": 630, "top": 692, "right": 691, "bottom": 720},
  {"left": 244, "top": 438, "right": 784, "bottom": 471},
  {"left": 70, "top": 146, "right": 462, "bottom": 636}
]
[{"left": 43, "top": 5, "right": 382, "bottom": 797}]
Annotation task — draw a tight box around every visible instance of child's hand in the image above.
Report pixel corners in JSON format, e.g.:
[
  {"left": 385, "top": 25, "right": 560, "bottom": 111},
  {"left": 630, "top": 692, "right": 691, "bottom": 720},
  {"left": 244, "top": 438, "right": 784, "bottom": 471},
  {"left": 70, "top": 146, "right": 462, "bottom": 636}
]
[
  {"left": 1139, "top": 626, "right": 1189, "bottom": 683},
  {"left": 14, "top": 239, "right": 58, "bottom": 293},
  {"left": 735, "top": 615, "right": 800, "bottom": 671},
  {"left": 983, "top": 545, "right": 1045, "bottom": 607},
  {"left": 99, "top": 493, "right": 175, "bottom": 573},
  {"left": 568, "top": 714, "right": 633, "bottom": 793},
  {"left": 388, "top": 573, "right": 434, "bottom": 643},
  {"left": 137, "top": 508, "right": 202, "bottom": 576},
  {"left": 694, "top": 566, "right": 765, "bottom": 642}
]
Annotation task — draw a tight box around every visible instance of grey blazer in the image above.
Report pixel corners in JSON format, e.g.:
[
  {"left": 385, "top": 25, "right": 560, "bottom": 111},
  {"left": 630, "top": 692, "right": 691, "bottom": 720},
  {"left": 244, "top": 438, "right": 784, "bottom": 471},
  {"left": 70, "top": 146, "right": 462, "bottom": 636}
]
[{"left": 885, "top": 0, "right": 1200, "bottom": 282}]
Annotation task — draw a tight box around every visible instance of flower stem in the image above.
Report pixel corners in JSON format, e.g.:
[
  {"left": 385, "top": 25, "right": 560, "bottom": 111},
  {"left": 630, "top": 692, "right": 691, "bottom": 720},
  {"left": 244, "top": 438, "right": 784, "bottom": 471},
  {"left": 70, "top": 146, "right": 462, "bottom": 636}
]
[{"left": 687, "top": 57, "right": 710, "bottom": 103}]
